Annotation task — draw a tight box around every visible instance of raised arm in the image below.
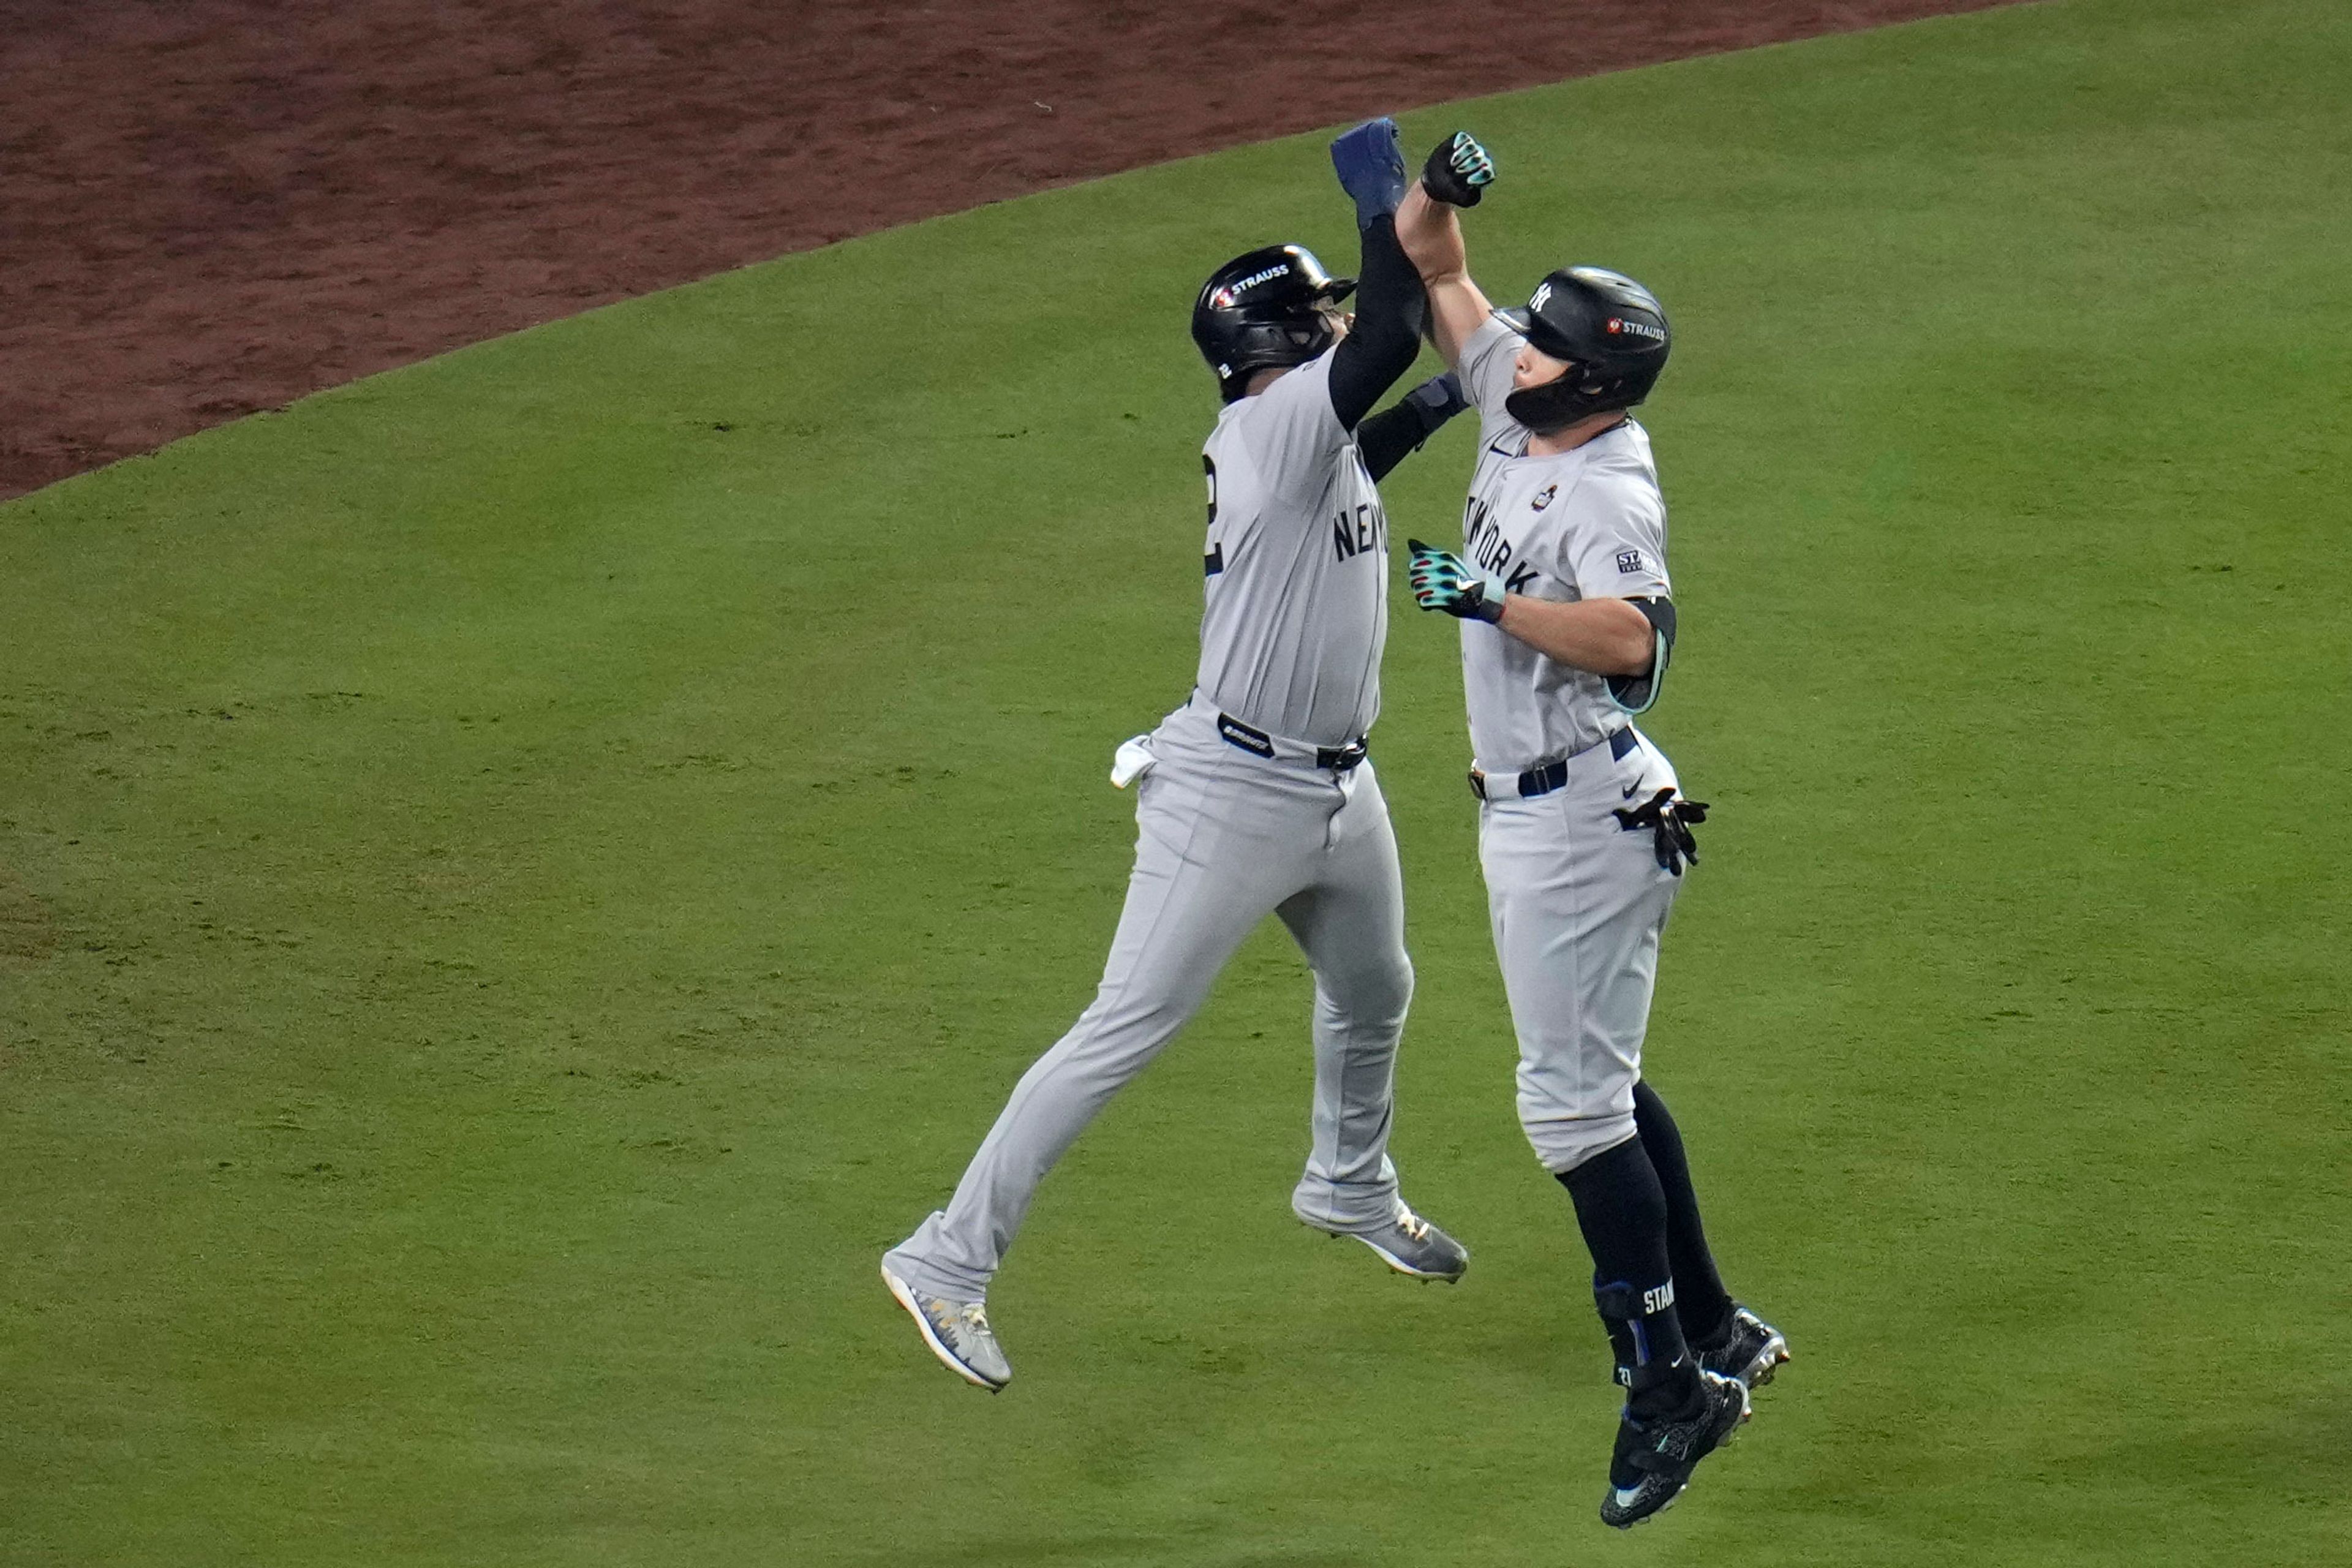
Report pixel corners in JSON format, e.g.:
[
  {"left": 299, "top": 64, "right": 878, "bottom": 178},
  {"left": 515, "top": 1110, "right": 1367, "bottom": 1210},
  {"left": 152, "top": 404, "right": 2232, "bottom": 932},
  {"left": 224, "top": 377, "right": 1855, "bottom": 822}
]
[
  {"left": 1325, "top": 214, "right": 1427, "bottom": 430},
  {"left": 1355, "top": 371, "right": 1468, "bottom": 481},
  {"left": 1324, "top": 119, "right": 1428, "bottom": 429},
  {"left": 1395, "top": 133, "right": 1496, "bottom": 369}
]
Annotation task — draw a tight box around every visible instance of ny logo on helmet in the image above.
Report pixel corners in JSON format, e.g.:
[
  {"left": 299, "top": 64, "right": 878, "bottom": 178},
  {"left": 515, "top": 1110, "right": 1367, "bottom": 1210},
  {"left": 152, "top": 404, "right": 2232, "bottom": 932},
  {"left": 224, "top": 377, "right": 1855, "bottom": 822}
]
[{"left": 1530, "top": 282, "right": 1553, "bottom": 312}]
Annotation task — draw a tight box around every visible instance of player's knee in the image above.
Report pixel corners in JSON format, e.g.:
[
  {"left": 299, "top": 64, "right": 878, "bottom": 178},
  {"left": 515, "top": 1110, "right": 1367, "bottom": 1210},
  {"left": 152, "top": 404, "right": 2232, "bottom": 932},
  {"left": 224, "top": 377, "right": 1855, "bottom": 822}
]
[
  {"left": 1343, "top": 951, "right": 1413, "bottom": 1029},
  {"left": 1526, "top": 1110, "right": 1640, "bottom": 1177}
]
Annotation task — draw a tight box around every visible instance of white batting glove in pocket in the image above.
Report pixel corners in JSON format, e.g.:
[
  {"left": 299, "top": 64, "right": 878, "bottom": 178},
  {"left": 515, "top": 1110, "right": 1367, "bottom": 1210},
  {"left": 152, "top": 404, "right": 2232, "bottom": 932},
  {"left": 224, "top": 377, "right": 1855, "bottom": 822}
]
[{"left": 1109, "top": 734, "right": 1158, "bottom": 790}]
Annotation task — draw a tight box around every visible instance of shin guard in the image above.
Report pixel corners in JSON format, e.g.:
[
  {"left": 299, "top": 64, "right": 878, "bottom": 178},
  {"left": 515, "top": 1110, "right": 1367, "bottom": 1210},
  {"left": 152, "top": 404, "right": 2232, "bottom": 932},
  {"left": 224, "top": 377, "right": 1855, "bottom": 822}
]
[{"left": 1595, "top": 1277, "right": 1699, "bottom": 1419}]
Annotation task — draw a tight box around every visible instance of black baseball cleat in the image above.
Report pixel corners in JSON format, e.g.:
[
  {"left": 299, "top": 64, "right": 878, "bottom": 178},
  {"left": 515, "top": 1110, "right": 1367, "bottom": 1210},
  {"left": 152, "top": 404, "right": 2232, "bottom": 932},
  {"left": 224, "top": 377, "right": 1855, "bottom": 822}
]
[
  {"left": 1694, "top": 1303, "right": 1790, "bottom": 1392},
  {"left": 1599, "top": 1368, "right": 1751, "bottom": 1529}
]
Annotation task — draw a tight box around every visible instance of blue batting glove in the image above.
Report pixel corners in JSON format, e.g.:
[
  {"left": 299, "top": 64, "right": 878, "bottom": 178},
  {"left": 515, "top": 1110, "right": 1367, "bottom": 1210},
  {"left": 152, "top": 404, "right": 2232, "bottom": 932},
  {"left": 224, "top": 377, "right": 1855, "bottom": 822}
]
[
  {"left": 1407, "top": 538, "right": 1507, "bottom": 623},
  {"left": 1330, "top": 117, "right": 1408, "bottom": 230}
]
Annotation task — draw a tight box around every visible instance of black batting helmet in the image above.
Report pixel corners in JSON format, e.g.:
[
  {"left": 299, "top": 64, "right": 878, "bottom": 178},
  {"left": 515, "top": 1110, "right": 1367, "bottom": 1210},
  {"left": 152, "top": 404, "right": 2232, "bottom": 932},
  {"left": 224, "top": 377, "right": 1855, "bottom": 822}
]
[
  {"left": 1496, "top": 266, "right": 1671, "bottom": 431},
  {"left": 1192, "top": 244, "right": 1357, "bottom": 402}
]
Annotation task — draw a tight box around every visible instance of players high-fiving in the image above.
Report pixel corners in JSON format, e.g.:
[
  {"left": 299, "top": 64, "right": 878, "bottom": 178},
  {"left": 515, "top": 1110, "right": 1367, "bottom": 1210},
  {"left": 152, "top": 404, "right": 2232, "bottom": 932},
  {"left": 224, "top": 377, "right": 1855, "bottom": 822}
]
[
  {"left": 881, "top": 119, "right": 1481, "bottom": 1395},
  {"left": 877, "top": 118, "right": 1787, "bottom": 1536}
]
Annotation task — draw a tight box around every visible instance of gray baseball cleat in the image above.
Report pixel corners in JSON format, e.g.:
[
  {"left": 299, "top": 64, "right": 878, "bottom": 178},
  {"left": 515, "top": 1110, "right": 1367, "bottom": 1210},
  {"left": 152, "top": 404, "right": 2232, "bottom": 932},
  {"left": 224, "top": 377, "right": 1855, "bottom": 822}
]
[
  {"left": 1317, "top": 1198, "right": 1469, "bottom": 1282},
  {"left": 881, "top": 1263, "right": 1011, "bottom": 1392},
  {"left": 1600, "top": 1368, "right": 1751, "bottom": 1529},
  {"left": 1695, "top": 1303, "right": 1789, "bottom": 1391}
]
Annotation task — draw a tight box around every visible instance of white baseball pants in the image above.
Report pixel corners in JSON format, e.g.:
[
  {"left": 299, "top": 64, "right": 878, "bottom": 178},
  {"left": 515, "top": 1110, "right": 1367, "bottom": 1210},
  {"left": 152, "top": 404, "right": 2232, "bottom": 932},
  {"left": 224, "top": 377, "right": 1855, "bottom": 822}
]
[
  {"left": 1478, "top": 726, "right": 1684, "bottom": 1174},
  {"left": 885, "top": 696, "right": 1415, "bottom": 1303}
]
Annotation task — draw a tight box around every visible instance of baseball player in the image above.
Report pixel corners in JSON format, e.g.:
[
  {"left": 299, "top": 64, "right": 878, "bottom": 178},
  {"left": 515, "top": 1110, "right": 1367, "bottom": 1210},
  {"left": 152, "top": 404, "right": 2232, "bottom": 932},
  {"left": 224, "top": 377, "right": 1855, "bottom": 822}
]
[
  {"left": 1393, "top": 138, "right": 1789, "bottom": 1527},
  {"left": 880, "top": 120, "right": 1490, "bottom": 1392}
]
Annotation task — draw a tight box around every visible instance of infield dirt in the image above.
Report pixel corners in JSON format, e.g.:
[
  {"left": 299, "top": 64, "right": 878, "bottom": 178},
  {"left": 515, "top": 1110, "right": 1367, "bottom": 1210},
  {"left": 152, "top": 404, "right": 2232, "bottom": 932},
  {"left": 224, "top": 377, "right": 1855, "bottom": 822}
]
[{"left": 1, "top": 0, "right": 2022, "bottom": 501}]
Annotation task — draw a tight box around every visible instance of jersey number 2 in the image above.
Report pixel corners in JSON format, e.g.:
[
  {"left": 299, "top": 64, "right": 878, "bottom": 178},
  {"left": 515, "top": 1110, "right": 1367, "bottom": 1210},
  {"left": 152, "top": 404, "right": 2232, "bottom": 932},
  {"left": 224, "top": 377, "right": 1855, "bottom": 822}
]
[{"left": 1202, "top": 455, "right": 1225, "bottom": 577}]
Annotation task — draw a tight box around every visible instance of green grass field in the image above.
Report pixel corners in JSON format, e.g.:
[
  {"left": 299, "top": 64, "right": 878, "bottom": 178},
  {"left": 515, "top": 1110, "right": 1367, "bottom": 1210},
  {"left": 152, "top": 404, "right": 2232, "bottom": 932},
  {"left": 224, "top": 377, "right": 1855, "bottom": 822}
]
[{"left": 6, "top": 0, "right": 2350, "bottom": 1561}]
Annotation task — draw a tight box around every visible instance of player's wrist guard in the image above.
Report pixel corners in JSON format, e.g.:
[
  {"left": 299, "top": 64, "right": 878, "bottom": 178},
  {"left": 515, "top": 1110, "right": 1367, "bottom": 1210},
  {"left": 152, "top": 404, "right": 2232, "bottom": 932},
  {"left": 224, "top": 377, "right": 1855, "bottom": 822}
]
[{"left": 1422, "top": 132, "right": 1495, "bottom": 207}]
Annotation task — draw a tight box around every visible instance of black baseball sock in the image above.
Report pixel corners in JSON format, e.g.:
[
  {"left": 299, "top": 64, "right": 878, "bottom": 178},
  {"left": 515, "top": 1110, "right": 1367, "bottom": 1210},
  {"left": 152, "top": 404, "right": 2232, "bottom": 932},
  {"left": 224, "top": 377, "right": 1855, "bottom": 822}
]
[
  {"left": 1632, "top": 1079, "right": 1735, "bottom": 1349},
  {"left": 1556, "top": 1136, "right": 1700, "bottom": 1428}
]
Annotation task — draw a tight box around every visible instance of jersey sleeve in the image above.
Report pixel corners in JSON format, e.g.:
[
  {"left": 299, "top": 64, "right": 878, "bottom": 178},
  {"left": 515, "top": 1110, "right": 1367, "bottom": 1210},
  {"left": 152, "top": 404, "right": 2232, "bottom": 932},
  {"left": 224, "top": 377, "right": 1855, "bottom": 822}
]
[
  {"left": 1457, "top": 315, "right": 1523, "bottom": 445},
  {"left": 1232, "top": 350, "right": 1348, "bottom": 505},
  {"left": 1559, "top": 470, "right": 1672, "bottom": 603},
  {"left": 1559, "top": 469, "right": 1673, "bottom": 714}
]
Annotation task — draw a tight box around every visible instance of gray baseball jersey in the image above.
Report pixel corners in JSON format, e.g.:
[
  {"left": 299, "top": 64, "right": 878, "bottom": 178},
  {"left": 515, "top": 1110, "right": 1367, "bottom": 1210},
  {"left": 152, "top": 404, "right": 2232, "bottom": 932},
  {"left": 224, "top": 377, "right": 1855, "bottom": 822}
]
[
  {"left": 1453, "top": 316, "right": 1672, "bottom": 774},
  {"left": 1197, "top": 349, "right": 1389, "bottom": 748}
]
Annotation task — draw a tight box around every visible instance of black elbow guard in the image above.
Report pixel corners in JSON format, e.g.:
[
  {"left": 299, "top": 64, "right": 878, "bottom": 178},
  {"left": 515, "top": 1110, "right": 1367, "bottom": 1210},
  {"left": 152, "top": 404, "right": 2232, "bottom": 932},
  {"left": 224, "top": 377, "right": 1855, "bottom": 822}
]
[
  {"left": 1403, "top": 371, "right": 1469, "bottom": 437},
  {"left": 1605, "top": 597, "right": 1675, "bottom": 715}
]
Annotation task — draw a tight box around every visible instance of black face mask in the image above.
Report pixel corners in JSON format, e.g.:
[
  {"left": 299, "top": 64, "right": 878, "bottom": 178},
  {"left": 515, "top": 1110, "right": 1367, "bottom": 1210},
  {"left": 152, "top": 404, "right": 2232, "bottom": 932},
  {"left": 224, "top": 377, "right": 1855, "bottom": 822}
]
[
  {"left": 1504, "top": 347, "right": 1660, "bottom": 432},
  {"left": 1505, "top": 367, "right": 1621, "bottom": 433}
]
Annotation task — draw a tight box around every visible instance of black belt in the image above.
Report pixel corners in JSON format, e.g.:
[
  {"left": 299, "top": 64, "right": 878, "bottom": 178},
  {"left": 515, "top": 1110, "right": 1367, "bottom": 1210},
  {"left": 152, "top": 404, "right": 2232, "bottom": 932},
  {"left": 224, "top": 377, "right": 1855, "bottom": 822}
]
[
  {"left": 1217, "top": 712, "right": 1368, "bottom": 772},
  {"left": 1469, "top": 727, "right": 1638, "bottom": 801}
]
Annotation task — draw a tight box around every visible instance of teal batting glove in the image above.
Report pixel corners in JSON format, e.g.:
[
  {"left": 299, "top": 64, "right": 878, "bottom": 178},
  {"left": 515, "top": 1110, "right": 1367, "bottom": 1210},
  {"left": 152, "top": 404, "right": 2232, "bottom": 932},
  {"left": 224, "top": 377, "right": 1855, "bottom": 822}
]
[{"left": 1407, "top": 538, "right": 1507, "bottom": 623}]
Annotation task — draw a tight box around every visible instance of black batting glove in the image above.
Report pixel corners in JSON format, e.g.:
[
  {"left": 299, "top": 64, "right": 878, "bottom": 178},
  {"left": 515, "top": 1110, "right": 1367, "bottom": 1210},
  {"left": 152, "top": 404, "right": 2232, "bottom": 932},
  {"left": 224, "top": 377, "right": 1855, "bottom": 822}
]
[
  {"left": 1611, "top": 788, "right": 1709, "bottom": 876},
  {"left": 1422, "top": 132, "right": 1496, "bottom": 207}
]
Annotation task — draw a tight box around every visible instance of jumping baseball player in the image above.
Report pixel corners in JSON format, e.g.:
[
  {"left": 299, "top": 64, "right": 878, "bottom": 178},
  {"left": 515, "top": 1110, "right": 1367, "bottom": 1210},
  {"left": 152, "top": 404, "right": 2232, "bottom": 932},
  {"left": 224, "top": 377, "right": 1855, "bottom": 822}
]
[
  {"left": 1393, "top": 137, "right": 1788, "bottom": 1527},
  {"left": 880, "top": 120, "right": 1491, "bottom": 1391}
]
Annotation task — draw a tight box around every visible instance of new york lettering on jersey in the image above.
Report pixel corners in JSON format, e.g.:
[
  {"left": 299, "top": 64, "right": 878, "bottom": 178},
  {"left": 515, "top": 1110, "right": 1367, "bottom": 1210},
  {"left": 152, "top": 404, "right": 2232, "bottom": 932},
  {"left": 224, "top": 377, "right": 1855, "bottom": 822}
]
[
  {"left": 1461, "top": 492, "right": 1543, "bottom": 595},
  {"left": 1193, "top": 351, "right": 1390, "bottom": 748},
  {"left": 1331, "top": 499, "right": 1388, "bottom": 564}
]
